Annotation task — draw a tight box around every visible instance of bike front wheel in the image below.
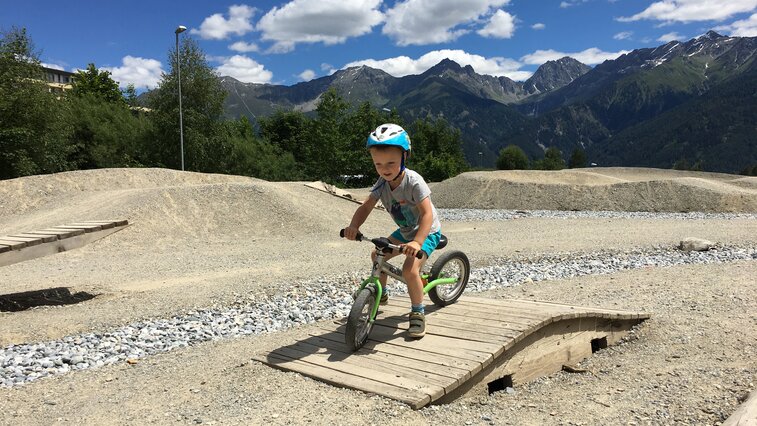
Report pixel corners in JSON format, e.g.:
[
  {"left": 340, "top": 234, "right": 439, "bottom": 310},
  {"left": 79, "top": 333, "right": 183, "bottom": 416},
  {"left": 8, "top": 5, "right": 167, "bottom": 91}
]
[
  {"left": 428, "top": 250, "right": 470, "bottom": 307},
  {"left": 345, "top": 286, "right": 376, "bottom": 351}
]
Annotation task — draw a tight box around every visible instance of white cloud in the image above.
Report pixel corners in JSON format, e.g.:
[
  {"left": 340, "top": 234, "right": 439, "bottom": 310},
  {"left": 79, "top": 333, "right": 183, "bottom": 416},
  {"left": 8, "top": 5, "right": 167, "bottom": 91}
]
[
  {"left": 215, "top": 55, "right": 273, "bottom": 83},
  {"left": 715, "top": 12, "right": 757, "bottom": 36},
  {"left": 298, "top": 69, "right": 316, "bottom": 81},
  {"left": 520, "top": 48, "right": 629, "bottom": 65},
  {"left": 383, "top": 0, "right": 510, "bottom": 46},
  {"left": 560, "top": 0, "right": 589, "bottom": 8},
  {"left": 229, "top": 41, "right": 259, "bottom": 53},
  {"left": 478, "top": 9, "right": 516, "bottom": 38},
  {"left": 613, "top": 31, "right": 633, "bottom": 40},
  {"left": 41, "top": 62, "right": 65, "bottom": 70},
  {"left": 257, "top": 0, "right": 384, "bottom": 53},
  {"left": 192, "top": 5, "right": 256, "bottom": 40},
  {"left": 618, "top": 0, "right": 757, "bottom": 23},
  {"left": 531, "top": 23, "right": 546, "bottom": 30},
  {"left": 658, "top": 31, "right": 684, "bottom": 42},
  {"left": 344, "top": 49, "right": 529, "bottom": 80},
  {"left": 102, "top": 56, "right": 163, "bottom": 89}
]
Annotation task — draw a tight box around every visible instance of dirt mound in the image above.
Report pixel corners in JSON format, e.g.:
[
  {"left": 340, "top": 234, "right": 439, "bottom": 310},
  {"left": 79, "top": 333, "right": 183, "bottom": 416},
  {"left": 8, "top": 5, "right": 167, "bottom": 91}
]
[
  {"left": 432, "top": 168, "right": 757, "bottom": 212},
  {"left": 0, "top": 168, "right": 365, "bottom": 244}
]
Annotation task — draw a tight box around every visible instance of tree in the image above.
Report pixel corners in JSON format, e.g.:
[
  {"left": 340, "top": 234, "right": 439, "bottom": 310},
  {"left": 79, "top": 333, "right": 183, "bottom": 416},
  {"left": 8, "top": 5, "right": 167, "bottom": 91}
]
[
  {"left": 147, "top": 36, "right": 226, "bottom": 171},
  {"left": 224, "top": 116, "right": 300, "bottom": 180},
  {"left": 71, "top": 63, "right": 124, "bottom": 104},
  {"left": 497, "top": 145, "right": 529, "bottom": 170},
  {"left": 535, "top": 147, "right": 565, "bottom": 170},
  {"left": 124, "top": 83, "right": 138, "bottom": 107},
  {"left": 568, "top": 147, "right": 587, "bottom": 168},
  {"left": 408, "top": 116, "right": 469, "bottom": 182},
  {"left": 65, "top": 95, "right": 152, "bottom": 169},
  {"left": 0, "top": 27, "right": 73, "bottom": 179}
]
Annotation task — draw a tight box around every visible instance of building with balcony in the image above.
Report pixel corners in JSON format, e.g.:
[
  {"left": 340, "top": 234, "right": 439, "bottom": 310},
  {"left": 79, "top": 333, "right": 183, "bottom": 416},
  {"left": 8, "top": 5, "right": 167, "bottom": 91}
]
[{"left": 43, "top": 66, "right": 75, "bottom": 93}]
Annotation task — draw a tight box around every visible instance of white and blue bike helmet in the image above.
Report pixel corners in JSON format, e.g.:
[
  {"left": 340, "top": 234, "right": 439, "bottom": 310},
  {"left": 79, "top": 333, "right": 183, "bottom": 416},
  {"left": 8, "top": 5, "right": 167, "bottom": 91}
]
[{"left": 367, "top": 124, "right": 411, "bottom": 181}]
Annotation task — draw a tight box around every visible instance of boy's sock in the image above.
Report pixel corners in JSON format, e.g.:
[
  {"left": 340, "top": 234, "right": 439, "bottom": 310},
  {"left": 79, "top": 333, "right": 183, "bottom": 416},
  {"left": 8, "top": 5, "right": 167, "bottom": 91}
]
[{"left": 411, "top": 303, "right": 424, "bottom": 314}]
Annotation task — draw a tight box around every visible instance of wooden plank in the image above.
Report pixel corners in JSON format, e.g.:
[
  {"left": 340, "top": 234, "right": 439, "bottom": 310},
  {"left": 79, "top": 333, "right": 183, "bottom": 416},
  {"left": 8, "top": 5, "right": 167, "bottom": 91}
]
[
  {"left": 310, "top": 331, "right": 482, "bottom": 378},
  {"left": 386, "top": 300, "right": 547, "bottom": 331},
  {"left": 520, "top": 298, "right": 650, "bottom": 319},
  {"left": 290, "top": 339, "right": 461, "bottom": 391},
  {"left": 11, "top": 233, "right": 57, "bottom": 243},
  {"left": 460, "top": 297, "right": 582, "bottom": 315},
  {"left": 54, "top": 224, "right": 101, "bottom": 233},
  {"left": 0, "top": 235, "right": 42, "bottom": 246},
  {"left": 70, "top": 221, "right": 116, "bottom": 230},
  {"left": 306, "top": 334, "right": 469, "bottom": 381},
  {"left": 269, "top": 344, "right": 445, "bottom": 401},
  {"left": 252, "top": 352, "right": 430, "bottom": 409},
  {"left": 0, "top": 244, "right": 10, "bottom": 254},
  {"left": 22, "top": 231, "right": 63, "bottom": 240},
  {"left": 318, "top": 324, "right": 493, "bottom": 365},
  {"left": 37, "top": 228, "right": 85, "bottom": 238},
  {"left": 386, "top": 298, "right": 542, "bottom": 327},
  {"left": 370, "top": 323, "right": 501, "bottom": 358},
  {"left": 76, "top": 219, "right": 128, "bottom": 227},
  {"left": 377, "top": 304, "right": 521, "bottom": 343},
  {"left": 0, "top": 238, "right": 29, "bottom": 249}
]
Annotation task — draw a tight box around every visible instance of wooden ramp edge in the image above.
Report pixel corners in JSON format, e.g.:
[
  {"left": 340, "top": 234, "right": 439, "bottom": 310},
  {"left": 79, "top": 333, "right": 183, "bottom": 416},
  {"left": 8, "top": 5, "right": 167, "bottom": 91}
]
[
  {"left": 723, "top": 388, "right": 757, "bottom": 426},
  {"left": 0, "top": 220, "right": 129, "bottom": 267},
  {"left": 304, "top": 181, "right": 384, "bottom": 210},
  {"left": 252, "top": 295, "right": 650, "bottom": 409}
]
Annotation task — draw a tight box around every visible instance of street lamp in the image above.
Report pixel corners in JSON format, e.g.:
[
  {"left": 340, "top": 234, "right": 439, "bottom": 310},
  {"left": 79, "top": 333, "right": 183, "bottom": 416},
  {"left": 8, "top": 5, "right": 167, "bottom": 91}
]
[{"left": 175, "top": 25, "right": 187, "bottom": 171}]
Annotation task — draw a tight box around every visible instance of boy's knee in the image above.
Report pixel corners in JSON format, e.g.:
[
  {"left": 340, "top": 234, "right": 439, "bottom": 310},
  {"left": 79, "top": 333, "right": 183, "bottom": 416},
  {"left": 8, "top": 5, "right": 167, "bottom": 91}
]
[{"left": 402, "top": 262, "right": 420, "bottom": 280}]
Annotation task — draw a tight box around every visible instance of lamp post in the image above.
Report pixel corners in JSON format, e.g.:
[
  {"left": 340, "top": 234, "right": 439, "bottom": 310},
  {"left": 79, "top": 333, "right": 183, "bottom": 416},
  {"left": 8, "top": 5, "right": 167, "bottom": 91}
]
[{"left": 175, "top": 25, "right": 187, "bottom": 171}]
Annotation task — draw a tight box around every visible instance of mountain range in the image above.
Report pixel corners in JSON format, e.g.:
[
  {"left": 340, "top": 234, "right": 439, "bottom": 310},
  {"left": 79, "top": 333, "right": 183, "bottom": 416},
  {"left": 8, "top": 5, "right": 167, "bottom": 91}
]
[{"left": 220, "top": 31, "right": 757, "bottom": 173}]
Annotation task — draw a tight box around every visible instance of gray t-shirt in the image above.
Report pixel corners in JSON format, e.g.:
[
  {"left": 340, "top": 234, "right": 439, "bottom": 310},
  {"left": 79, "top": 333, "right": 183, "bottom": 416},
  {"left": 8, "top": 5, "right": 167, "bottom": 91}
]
[{"left": 370, "top": 169, "right": 441, "bottom": 241}]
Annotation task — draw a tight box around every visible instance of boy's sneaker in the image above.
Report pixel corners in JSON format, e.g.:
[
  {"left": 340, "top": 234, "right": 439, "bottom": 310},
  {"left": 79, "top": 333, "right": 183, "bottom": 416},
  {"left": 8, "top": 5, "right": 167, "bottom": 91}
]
[
  {"left": 408, "top": 312, "right": 426, "bottom": 338},
  {"left": 380, "top": 293, "right": 389, "bottom": 305}
]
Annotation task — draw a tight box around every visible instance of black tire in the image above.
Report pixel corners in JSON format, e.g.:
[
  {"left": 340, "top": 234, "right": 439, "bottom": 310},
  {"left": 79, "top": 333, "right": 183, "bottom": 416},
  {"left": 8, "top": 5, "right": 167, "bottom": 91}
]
[
  {"left": 345, "top": 286, "right": 376, "bottom": 351},
  {"left": 428, "top": 250, "right": 470, "bottom": 307}
]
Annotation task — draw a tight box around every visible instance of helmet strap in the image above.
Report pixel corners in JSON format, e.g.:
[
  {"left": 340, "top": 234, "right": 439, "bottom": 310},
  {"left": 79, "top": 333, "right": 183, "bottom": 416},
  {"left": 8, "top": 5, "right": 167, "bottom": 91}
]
[{"left": 391, "top": 152, "right": 408, "bottom": 182}]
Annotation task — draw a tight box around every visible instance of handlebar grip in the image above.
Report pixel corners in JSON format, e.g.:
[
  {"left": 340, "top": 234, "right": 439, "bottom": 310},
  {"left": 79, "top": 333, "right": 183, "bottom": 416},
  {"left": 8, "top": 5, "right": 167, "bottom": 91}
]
[{"left": 339, "top": 229, "right": 363, "bottom": 241}]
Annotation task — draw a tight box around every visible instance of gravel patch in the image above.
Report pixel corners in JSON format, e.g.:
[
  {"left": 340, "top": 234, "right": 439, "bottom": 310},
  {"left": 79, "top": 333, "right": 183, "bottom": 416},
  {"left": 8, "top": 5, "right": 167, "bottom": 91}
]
[{"left": 438, "top": 208, "right": 757, "bottom": 222}]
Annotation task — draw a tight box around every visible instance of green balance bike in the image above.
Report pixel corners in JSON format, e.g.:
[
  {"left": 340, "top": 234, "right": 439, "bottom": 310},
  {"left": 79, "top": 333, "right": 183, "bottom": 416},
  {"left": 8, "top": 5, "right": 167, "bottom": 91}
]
[{"left": 339, "top": 230, "right": 470, "bottom": 351}]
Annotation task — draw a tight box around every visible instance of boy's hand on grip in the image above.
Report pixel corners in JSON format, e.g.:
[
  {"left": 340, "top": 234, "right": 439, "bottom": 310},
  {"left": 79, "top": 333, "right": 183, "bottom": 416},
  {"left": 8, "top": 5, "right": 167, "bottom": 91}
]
[
  {"left": 342, "top": 226, "right": 359, "bottom": 241},
  {"left": 402, "top": 241, "right": 423, "bottom": 258}
]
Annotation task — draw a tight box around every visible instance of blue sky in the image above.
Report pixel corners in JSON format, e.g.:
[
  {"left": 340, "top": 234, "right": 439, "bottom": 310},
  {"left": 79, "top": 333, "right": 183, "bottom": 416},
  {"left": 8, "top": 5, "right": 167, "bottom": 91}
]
[{"left": 3, "top": 0, "right": 757, "bottom": 89}]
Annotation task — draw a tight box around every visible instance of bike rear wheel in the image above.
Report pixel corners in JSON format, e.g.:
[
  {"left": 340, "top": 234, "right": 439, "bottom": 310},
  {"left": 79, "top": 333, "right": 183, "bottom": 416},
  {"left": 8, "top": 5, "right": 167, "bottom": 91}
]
[
  {"left": 428, "top": 250, "right": 470, "bottom": 307},
  {"left": 345, "top": 286, "right": 376, "bottom": 351}
]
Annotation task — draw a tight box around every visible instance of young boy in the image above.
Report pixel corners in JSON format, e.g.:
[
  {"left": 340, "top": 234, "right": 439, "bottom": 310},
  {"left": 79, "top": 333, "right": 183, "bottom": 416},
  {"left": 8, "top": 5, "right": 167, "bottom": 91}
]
[{"left": 343, "top": 123, "right": 442, "bottom": 338}]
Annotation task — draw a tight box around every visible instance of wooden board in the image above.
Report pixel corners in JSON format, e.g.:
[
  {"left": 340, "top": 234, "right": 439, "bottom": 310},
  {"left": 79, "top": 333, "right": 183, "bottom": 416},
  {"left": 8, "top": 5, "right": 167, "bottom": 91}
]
[
  {"left": 0, "top": 220, "right": 130, "bottom": 268},
  {"left": 254, "top": 296, "right": 650, "bottom": 409}
]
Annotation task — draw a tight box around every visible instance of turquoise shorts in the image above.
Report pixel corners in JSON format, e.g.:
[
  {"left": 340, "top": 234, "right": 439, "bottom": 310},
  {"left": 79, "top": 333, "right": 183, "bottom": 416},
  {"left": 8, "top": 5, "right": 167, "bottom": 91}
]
[{"left": 390, "top": 229, "right": 442, "bottom": 258}]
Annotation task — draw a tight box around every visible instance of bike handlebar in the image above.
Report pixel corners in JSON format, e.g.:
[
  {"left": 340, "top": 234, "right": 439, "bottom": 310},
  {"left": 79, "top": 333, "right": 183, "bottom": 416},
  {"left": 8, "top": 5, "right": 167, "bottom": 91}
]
[{"left": 340, "top": 229, "right": 423, "bottom": 259}]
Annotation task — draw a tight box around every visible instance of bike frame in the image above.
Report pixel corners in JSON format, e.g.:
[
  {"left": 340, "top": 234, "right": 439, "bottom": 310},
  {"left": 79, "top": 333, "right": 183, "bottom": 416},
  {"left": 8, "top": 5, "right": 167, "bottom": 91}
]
[{"left": 356, "top": 247, "right": 459, "bottom": 322}]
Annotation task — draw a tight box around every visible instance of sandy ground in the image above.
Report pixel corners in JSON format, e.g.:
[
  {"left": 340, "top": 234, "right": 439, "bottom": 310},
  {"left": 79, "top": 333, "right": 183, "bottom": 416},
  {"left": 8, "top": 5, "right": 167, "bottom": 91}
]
[{"left": 1, "top": 167, "right": 756, "bottom": 425}]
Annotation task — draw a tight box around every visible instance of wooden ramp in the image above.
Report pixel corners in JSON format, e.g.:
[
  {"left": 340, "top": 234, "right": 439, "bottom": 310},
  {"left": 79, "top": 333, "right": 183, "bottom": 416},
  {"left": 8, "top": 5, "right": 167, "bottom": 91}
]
[
  {"left": 0, "top": 220, "right": 129, "bottom": 267},
  {"left": 253, "top": 296, "right": 650, "bottom": 409}
]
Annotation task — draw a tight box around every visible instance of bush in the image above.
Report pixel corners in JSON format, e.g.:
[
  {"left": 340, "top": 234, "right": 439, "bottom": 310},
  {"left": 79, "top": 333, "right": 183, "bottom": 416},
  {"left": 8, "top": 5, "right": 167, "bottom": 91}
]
[
  {"left": 534, "top": 147, "right": 565, "bottom": 170},
  {"left": 496, "top": 145, "right": 529, "bottom": 170}
]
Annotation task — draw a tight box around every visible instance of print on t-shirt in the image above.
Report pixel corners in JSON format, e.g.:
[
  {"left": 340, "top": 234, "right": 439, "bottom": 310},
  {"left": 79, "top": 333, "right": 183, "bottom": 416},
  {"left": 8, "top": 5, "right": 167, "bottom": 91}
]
[{"left": 389, "top": 199, "right": 409, "bottom": 227}]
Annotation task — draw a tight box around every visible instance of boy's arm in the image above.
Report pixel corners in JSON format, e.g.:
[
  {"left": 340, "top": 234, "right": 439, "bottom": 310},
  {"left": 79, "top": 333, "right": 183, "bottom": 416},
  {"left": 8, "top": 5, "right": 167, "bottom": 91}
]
[
  {"left": 344, "top": 196, "right": 378, "bottom": 240},
  {"left": 404, "top": 196, "right": 433, "bottom": 256}
]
